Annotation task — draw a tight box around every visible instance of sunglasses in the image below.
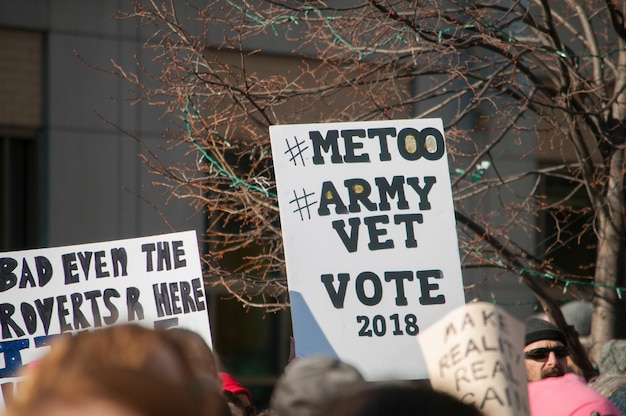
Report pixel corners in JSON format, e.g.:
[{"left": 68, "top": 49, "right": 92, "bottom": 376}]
[{"left": 524, "top": 346, "right": 569, "bottom": 360}]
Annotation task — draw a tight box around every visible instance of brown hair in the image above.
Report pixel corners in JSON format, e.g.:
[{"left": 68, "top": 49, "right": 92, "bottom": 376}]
[
  {"left": 163, "top": 327, "right": 221, "bottom": 387},
  {"left": 11, "top": 324, "right": 225, "bottom": 416},
  {"left": 6, "top": 368, "right": 217, "bottom": 416}
]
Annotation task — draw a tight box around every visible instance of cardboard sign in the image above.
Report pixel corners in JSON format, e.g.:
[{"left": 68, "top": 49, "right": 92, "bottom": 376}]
[
  {"left": 417, "top": 302, "right": 529, "bottom": 416},
  {"left": 269, "top": 119, "right": 465, "bottom": 380},
  {"left": 0, "top": 230, "right": 211, "bottom": 408}
]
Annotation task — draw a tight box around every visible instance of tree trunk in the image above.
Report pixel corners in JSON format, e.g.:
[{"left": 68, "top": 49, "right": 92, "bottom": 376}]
[{"left": 590, "top": 148, "right": 625, "bottom": 361}]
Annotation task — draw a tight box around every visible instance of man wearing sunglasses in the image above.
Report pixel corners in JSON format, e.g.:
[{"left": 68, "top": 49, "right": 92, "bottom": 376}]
[
  {"left": 524, "top": 318, "right": 621, "bottom": 415},
  {"left": 523, "top": 317, "right": 570, "bottom": 381}
]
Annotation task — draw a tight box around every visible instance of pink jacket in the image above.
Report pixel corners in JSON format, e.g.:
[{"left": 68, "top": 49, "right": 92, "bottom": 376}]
[{"left": 528, "top": 373, "right": 622, "bottom": 416}]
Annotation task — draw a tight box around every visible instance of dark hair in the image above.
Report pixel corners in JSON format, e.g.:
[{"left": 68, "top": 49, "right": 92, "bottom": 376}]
[{"left": 316, "top": 383, "right": 483, "bottom": 416}]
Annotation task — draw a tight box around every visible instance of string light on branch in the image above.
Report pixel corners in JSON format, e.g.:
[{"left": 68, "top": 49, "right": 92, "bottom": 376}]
[
  {"left": 182, "top": 95, "right": 276, "bottom": 197},
  {"left": 461, "top": 244, "right": 626, "bottom": 306}
]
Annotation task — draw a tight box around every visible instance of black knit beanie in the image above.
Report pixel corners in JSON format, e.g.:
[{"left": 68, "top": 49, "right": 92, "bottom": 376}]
[{"left": 524, "top": 317, "right": 568, "bottom": 346}]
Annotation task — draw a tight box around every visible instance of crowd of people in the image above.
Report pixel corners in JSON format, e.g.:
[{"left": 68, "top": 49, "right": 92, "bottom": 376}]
[{"left": 1, "top": 316, "right": 625, "bottom": 416}]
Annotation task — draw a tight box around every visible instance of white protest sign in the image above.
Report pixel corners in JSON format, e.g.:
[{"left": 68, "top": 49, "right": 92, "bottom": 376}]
[
  {"left": 417, "top": 301, "right": 529, "bottom": 416},
  {"left": 0, "top": 230, "right": 211, "bottom": 408},
  {"left": 269, "top": 119, "right": 465, "bottom": 380}
]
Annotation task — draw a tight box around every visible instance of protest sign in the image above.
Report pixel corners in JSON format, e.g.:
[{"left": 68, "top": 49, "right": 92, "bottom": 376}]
[
  {"left": 417, "top": 301, "right": 529, "bottom": 416},
  {"left": 0, "top": 230, "right": 211, "bottom": 408},
  {"left": 269, "top": 119, "right": 465, "bottom": 380}
]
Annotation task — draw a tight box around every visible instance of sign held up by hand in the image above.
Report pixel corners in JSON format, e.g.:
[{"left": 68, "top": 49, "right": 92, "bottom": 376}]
[
  {"left": 270, "top": 119, "right": 465, "bottom": 380},
  {"left": 417, "top": 301, "right": 529, "bottom": 416},
  {"left": 0, "top": 231, "right": 212, "bottom": 409}
]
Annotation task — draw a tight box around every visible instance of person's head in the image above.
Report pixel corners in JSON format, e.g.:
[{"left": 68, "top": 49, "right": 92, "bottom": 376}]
[
  {"left": 223, "top": 390, "right": 247, "bottom": 416},
  {"left": 6, "top": 367, "right": 221, "bottom": 416},
  {"left": 598, "top": 339, "right": 626, "bottom": 375},
  {"left": 164, "top": 327, "right": 222, "bottom": 392},
  {"left": 270, "top": 356, "right": 365, "bottom": 416},
  {"left": 13, "top": 324, "right": 226, "bottom": 416},
  {"left": 220, "top": 372, "right": 253, "bottom": 413},
  {"left": 16, "top": 324, "right": 191, "bottom": 391},
  {"left": 561, "top": 301, "right": 592, "bottom": 337},
  {"left": 588, "top": 373, "right": 626, "bottom": 415},
  {"left": 315, "top": 383, "right": 484, "bottom": 416},
  {"left": 523, "top": 318, "right": 569, "bottom": 381}
]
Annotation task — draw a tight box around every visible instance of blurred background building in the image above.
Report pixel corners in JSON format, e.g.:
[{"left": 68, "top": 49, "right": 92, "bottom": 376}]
[{"left": 1, "top": 0, "right": 593, "bottom": 408}]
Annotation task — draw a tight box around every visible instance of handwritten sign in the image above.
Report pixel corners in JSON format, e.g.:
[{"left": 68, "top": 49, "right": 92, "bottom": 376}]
[
  {"left": 0, "top": 230, "right": 212, "bottom": 408},
  {"left": 417, "top": 302, "right": 529, "bottom": 416},
  {"left": 269, "top": 119, "right": 465, "bottom": 380}
]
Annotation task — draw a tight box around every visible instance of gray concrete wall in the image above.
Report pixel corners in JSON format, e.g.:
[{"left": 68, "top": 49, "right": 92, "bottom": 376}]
[{"left": 0, "top": 1, "right": 204, "bottom": 247}]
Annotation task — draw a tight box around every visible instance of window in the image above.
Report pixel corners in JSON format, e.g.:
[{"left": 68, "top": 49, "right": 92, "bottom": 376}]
[
  {"left": 0, "top": 29, "right": 43, "bottom": 250},
  {"left": 0, "top": 134, "right": 39, "bottom": 250}
]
